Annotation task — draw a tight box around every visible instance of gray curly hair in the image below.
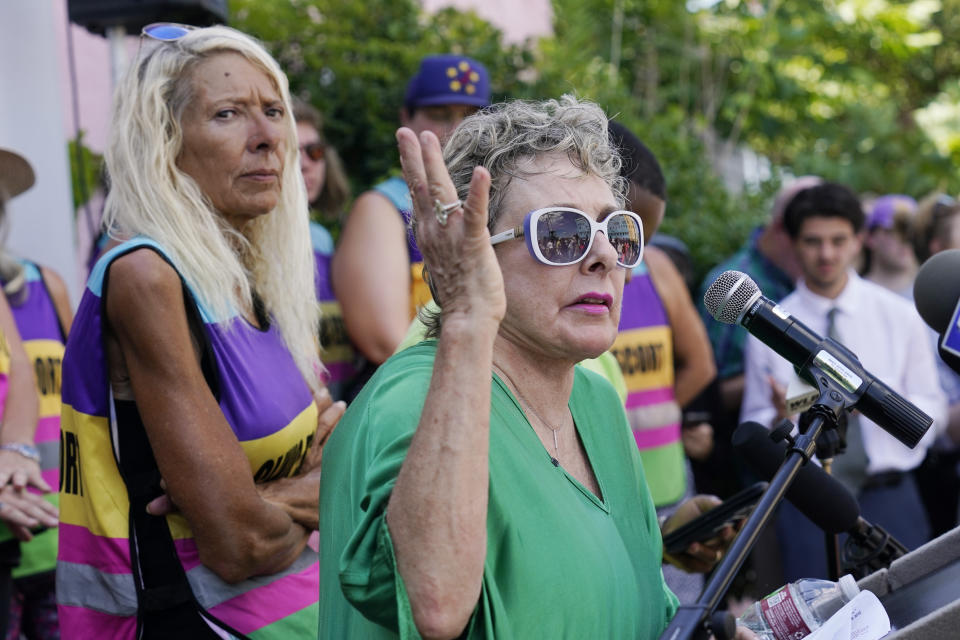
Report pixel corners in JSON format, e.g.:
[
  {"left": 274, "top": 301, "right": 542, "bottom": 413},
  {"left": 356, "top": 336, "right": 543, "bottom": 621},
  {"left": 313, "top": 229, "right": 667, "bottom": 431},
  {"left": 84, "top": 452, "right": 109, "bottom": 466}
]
[{"left": 420, "top": 95, "right": 625, "bottom": 337}]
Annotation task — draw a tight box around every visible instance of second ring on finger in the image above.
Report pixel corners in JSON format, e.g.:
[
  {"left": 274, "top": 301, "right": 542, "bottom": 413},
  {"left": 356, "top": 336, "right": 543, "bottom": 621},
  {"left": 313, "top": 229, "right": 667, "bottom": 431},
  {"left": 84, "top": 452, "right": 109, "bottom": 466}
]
[{"left": 433, "top": 198, "right": 462, "bottom": 226}]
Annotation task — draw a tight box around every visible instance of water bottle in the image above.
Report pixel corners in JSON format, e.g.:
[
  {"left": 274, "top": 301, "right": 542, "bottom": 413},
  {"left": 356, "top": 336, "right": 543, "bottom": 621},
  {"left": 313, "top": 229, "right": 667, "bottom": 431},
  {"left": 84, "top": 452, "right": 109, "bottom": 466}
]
[{"left": 737, "top": 574, "right": 860, "bottom": 639}]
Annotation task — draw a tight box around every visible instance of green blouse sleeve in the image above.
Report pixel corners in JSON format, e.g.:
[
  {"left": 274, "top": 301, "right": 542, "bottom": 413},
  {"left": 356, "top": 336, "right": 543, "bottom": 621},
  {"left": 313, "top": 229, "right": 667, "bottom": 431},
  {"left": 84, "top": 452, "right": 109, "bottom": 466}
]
[{"left": 335, "top": 348, "right": 436, "bottom": 638}]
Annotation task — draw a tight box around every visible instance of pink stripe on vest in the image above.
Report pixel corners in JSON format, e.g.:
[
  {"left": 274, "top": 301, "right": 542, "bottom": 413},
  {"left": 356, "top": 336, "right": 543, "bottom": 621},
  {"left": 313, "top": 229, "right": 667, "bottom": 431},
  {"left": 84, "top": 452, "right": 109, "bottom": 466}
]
[
  {"left": 0, "top": 375, "right": 8, "bottom": 422},
  {"left": 58, "top": 523, "right": 131, "bottom": 574},
  {"left": 625, "top": 387, "right": 674, "bottom": 410},
  {"left": 34, "top": 414, "right": 60, "bottom": 444},
  {"left": 58, "top": 604, "right": 135, "bottom": 640},
  {"left": 633, "top": 422, "right": 681, "bottom": 451},
  {"left": 207, "top": 560, "right": 319, "bottom": 634}
]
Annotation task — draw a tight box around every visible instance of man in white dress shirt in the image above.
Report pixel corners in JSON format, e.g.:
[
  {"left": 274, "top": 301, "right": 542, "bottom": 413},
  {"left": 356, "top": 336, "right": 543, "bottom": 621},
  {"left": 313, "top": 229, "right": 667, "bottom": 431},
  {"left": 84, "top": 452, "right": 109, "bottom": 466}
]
[{"left": 740, "top": 182, "right": 947, "bottom": 581}]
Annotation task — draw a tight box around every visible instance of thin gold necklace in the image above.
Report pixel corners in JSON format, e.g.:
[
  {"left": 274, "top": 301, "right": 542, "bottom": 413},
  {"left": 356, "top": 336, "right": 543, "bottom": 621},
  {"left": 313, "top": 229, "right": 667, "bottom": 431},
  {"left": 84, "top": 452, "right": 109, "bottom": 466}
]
[{"left": 493, "top": 364, "right": 563, "bottom": 467}]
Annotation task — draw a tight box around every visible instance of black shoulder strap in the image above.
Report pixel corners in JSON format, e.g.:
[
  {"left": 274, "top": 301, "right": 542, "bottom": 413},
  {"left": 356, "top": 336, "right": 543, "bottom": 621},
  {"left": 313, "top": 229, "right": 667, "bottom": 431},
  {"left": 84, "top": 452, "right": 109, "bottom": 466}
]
[{"left": 101, "top": 246, "right": 245, "bottom": 639}]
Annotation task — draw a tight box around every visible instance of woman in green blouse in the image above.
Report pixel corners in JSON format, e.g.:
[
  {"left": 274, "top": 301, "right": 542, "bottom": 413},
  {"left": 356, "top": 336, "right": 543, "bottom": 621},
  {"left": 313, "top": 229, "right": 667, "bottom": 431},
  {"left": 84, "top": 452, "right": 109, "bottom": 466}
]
[{"left": 319, "top": 97, "right": 752, "bottom": 640}]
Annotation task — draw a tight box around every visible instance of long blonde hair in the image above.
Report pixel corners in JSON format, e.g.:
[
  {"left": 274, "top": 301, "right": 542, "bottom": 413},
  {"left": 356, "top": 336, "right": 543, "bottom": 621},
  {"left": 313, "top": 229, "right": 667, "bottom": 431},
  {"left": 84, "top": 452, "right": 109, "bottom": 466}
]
[{"left": 103, "top": 25, "right": 320, "bottom": 390}]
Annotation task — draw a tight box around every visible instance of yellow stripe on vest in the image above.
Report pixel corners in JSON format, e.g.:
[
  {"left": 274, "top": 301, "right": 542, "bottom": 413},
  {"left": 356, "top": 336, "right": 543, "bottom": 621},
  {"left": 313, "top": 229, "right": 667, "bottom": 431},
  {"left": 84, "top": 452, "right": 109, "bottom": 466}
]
[
  {"left": 610, "top": 326, "right": 674, "bottom": 392},
  {"left": 241, "top": 402, "right": 319, "bottom": 483},
  {"left": 410, "top": 262, "right": 433, "bottom": 320},
  {"left": 59, "top": 407, "right": 131, "bottom": 539},
  {"left": 24, "top": 339, "right": 64, "bottom": 417},
  {"left": 318, "top": 301, "right": 354, "bottom": 363}
]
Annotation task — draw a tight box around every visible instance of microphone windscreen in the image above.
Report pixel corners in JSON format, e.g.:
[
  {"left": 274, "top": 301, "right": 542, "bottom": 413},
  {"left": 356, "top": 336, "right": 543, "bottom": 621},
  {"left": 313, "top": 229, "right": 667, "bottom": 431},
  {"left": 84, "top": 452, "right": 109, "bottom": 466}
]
[
  {"left": 732, "top": 421, "right": 860, "bottom": 534},
  {"left": 914, "top": 249, "right": 960, "bottom": 334},
  {"left": 703, "top": 270, "right": 760, "bottom": 324}
]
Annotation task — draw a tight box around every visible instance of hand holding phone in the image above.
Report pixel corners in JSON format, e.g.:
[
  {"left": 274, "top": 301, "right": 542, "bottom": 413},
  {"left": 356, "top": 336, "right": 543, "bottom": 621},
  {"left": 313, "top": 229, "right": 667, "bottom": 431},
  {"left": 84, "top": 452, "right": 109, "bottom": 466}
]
[{"left": 661, "top": 482, "right": 766, "bottom": 557}]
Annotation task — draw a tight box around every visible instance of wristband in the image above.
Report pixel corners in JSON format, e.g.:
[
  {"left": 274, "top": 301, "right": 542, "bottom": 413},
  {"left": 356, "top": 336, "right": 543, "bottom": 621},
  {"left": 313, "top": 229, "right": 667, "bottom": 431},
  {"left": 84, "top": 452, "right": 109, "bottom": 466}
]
[
  {"left": 658, "top": 513, "right": 670, "bottom": 532},
  {"left": 0, "top": 443, "right": 40, "bottom": 463}
]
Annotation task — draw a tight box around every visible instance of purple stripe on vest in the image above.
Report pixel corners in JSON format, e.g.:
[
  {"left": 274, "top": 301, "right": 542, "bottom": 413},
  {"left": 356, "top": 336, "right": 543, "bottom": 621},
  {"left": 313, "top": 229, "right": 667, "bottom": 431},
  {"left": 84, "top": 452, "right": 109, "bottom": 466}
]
[
  {"left": 206, "top": 322, "right": 313, "bottom": 442},
  {"left": 207, "top": 561, "right": 319, "bottom": 634},
  {"left": 625, "top": 387, "right": 674, "bottom": 410},
  {"left": 399, "top": 208, "right": 424, "bottom": 263},
  {"left": 60, "top": 291, "right": 109, "bottom": 417},
  {"left": 58, "top": 524, "right": 131, "bottom": 574},
  {"left": 9, "top": 280, "right": 62, "bottom": 342},
  {"left": 313, "top": 251, "right": 335, "bottom": 302},
  {"left": 632, "top": 422, "right": 681, "bottom": 451},
  {"left": 618, "top": 268, "right": 668, "bottom": 332},
  {"left": 322, "top": 361, "right": 356, "bottom": 385},
  {"left": 57, "top": 604, "right": 135, "bottom": 640}
]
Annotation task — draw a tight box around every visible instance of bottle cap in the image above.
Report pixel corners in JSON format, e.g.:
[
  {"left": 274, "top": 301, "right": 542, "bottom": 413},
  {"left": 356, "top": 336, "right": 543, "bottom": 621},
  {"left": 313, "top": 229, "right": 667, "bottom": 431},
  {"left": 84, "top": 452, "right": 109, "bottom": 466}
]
[{"left": 838, "top": 574, "right": 860, "bottom": 601}]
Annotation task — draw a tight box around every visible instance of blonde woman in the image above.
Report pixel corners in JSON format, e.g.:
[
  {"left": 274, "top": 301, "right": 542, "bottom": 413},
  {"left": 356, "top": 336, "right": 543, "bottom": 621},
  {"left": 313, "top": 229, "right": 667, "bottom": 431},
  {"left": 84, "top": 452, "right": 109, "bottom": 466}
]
[{"left": 57, "top": 25, "right": 343, "bottom": 639}]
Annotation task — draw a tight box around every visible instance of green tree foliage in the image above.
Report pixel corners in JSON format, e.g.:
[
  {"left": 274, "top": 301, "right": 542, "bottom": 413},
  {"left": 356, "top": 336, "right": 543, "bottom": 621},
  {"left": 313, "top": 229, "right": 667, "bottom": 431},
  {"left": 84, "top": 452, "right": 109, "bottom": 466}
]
[
  {"left": 230, "top": 0, "right": 960, "bottom": 280},
  {"left": 68, "top": 131, "right": 103, "bottom": 211},
  {"left": 520, "top": 0, "right": 775, "bottom": 276},
  {"left": 231, "top": 0, "right": 531, "bottom": 191}
]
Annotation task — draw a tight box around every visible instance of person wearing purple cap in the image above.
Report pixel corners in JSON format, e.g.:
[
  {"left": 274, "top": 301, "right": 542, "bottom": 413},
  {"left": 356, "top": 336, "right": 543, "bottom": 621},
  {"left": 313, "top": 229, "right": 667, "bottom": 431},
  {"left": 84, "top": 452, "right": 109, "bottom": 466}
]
[
  {"left": 862, "top": 194, "right": 919, "bottom": 298},
  {"left": 333, "top": 55, "right": 492, "bottom": 370}
]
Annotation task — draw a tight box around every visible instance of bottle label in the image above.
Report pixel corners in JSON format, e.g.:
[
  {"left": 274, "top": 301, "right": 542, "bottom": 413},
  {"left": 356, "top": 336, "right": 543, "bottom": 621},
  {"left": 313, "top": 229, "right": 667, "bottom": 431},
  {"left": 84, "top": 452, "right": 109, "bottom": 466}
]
[{"left": 760, "top": 586, "right": 813, "bottom": 639}]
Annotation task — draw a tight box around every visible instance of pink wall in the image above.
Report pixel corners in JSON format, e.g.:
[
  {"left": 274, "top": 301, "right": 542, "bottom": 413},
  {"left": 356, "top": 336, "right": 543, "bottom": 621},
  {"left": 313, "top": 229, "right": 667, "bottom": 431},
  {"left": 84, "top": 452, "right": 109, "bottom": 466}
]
[
  {"left": 421, "top": 0, "right": 553, "bottom": 44},
  {"left": 55, "top": 1, "right": 139, "bottom": 154}
]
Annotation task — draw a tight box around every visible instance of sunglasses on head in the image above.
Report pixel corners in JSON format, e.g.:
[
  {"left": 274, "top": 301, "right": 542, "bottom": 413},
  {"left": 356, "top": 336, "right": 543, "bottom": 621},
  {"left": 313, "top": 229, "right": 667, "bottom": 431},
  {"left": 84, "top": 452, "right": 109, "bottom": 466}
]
[
  {"left": 490, "top": 207, "right": 644, "bottom": 268},
  {"left": 300, "top": 142, "right": 327, "bottom": 162},
  {"left": 141, "top": 22, "right": 197, "bottom": 41},
  {"left": 135, "top": 23, "right": 197, "bottom": 74}
]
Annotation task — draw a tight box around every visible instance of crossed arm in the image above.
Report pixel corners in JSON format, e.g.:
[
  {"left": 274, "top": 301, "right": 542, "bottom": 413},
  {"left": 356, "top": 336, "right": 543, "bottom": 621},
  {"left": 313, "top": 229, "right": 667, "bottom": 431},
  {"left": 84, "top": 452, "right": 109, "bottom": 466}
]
[{"left": 105, "top": 250, "right": 343, "bottom": 583}]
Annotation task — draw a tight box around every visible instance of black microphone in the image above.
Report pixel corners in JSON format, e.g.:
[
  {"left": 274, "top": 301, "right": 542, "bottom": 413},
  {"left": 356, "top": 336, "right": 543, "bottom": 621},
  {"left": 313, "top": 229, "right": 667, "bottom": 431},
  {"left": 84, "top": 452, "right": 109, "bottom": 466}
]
[
  {"left": 914, "top": 249, "right": 960, "bottom": 376},
  {"left": 704, "top": 270, "right": 932, "bottom": 448},
  {"left": 732, "top": 421, "right": 860, "bottom": 533},
  {"left": 733, "top": 421, "right": 906, "bottom": 571}
]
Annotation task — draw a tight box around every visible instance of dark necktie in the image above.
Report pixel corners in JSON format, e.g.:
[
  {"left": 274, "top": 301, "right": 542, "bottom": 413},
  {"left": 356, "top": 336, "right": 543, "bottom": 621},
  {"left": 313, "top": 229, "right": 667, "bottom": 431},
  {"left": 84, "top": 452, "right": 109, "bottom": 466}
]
[{"left": 825, "top": 307, "right": 870, "bottom": 493}]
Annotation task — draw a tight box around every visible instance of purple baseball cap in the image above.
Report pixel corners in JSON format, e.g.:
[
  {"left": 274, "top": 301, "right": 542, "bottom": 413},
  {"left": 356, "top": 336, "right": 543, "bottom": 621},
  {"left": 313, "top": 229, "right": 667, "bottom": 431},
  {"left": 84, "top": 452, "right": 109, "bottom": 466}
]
[
  {"left": 868, "top": 194, "right": 917, "bottom": 230},
  {"left": 404, "top": 55, "right": 491, "bottom": 109}
]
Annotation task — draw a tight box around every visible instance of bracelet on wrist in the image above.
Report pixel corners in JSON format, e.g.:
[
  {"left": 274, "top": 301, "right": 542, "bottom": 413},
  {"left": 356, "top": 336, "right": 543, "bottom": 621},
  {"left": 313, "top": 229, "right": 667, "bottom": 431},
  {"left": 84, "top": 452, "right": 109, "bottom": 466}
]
[
  {"left": 658, "top": 513, "right": 670, "bottom": 532},
  {"left": 0, "top": 443, "right": 40, "bottom": 464}
]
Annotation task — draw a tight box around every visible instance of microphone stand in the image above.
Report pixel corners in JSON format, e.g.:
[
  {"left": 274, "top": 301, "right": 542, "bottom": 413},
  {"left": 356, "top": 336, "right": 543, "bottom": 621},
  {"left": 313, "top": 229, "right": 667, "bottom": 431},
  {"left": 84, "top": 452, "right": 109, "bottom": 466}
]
[
  {"left": 843, "top": 518, "right": 907, "bottom": 578},
  {"left": 804, "top": 409, "right": 848, "bottom": 581},
  {"left": 658, "top": 393, "right": 847, "bottom": 640}
]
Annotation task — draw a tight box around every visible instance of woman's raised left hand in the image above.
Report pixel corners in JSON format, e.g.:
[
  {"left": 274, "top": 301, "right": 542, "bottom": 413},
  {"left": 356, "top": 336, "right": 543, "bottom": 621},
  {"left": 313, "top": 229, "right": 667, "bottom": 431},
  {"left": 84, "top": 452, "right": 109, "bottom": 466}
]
[{"left": 396, "top": 128, "right": 505, "bottom": 332}]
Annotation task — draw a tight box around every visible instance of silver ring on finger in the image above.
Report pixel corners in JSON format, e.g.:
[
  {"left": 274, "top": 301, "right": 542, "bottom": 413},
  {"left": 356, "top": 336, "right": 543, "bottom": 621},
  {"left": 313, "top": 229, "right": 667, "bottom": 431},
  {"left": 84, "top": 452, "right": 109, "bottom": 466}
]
[{"left": 433, "top": 198, "right": 462, "bottom": 226}]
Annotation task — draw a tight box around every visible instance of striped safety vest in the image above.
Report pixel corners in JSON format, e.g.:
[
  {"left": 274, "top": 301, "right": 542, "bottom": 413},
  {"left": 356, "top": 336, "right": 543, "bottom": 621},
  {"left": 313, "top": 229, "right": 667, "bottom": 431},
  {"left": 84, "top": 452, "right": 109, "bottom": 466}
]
[
  {"left": 311, "top": 221, "right": 364, "bottom": 401},
  {"left": 610, "top": 263, "right": 686, "bottom": 506},
  {"left": 57, "top": 238, "right": 319, "bottom": 639},
  {"left": 4, "top": 261, "right": 66, "bottom": 577},
  {"left": 373, "top": 176, "right": 433, "bottom": 318},
  {"left": 0, "top": 328, "right": 9, "bottom": 422}
]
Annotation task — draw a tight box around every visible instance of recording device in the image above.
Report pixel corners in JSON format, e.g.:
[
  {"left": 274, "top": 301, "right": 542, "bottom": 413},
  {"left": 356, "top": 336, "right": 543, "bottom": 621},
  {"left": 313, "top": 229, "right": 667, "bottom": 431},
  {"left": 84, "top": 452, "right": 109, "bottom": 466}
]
[
  {"left": 785, "top": 374, "right": 819, "bottom": 415},
  {"left": 914, "top": 249, "right": 960, "bottom": 376},
  {"left": 733, "top": 421, "right": 907, "bottom": 574},
  {"left": 661, "top": 482, "right": 766, "bottom": 555},
  {"left": 703, "top": 270, "right": 932, "bottom": 448}
]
